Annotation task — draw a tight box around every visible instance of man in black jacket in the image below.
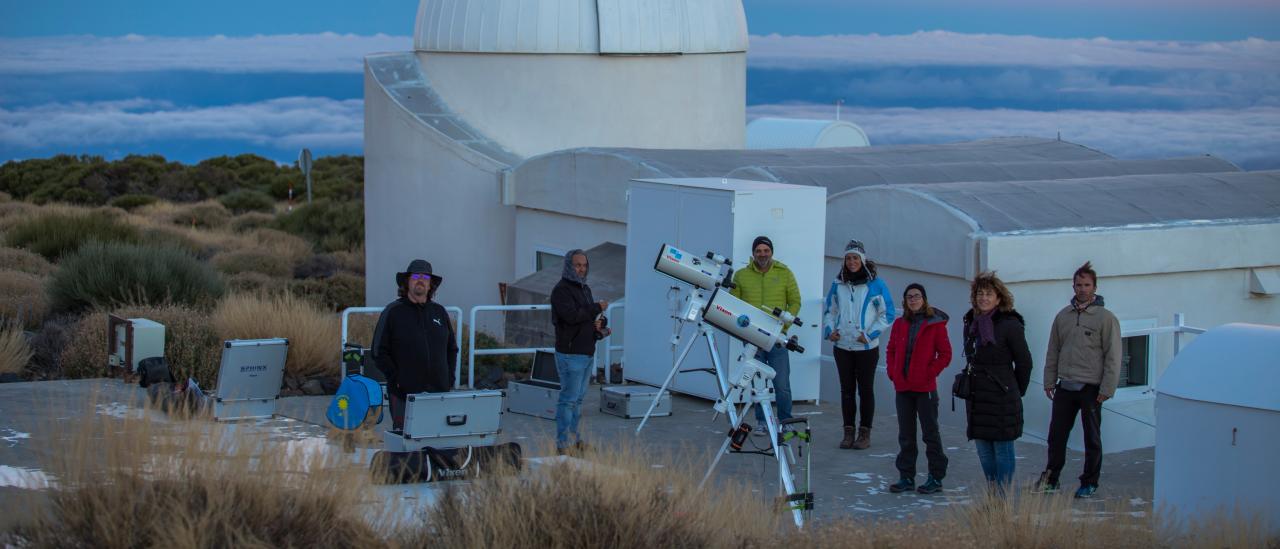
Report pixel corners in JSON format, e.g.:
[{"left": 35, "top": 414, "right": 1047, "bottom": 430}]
[
  {"left": 550, "top": 250, "right": 609, "bottom": 454},
  {"left": 372, "top": 259, "right": 458, "bottom": 430}
]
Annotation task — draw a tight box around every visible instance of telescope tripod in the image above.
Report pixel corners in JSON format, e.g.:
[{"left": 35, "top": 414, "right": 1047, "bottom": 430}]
[
  {"left": 699, "top": 373, "right": 814, "bottom": 528},
  {"left": 636, "top": 319, "right": 740, "bottom": 433}
]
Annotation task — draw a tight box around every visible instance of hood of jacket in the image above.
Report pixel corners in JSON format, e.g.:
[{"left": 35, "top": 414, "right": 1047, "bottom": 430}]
[{"left": 561, "top": 249, "right": 588, "bottom": 286}]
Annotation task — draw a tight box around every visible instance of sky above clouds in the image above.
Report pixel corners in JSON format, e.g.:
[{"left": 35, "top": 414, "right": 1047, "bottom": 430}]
[{"left": 1, "top": 0, "right": 1277, "bottom": 168}]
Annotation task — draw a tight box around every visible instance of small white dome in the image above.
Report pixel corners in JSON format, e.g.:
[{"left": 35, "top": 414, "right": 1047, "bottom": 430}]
[
  {"left": 414, "top": 0, "right": 747, "bottom": 54},
  {"left": 746, "top": 117, "right": 871, "bottom": 149}
]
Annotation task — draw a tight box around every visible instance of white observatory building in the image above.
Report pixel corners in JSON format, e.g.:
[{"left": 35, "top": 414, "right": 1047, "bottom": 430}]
[{"left": 364, "top": 0, "right": 748, "bottom": 311}]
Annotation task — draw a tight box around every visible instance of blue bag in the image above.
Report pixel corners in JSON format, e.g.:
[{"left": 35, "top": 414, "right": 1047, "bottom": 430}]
[{"left": 326, "top": 374, "right": 385, "bottom": 430}]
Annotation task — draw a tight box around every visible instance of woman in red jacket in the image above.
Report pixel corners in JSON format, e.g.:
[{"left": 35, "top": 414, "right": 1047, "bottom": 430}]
[{"left": 885, "top": 283, "right": 953, "bottom": 495}]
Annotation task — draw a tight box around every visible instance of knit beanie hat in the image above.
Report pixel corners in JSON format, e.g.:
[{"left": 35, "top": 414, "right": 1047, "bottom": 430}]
[
  {"left": 904, "top": 282, "right": 927, "bottom": 301},
  {"left": 843, "top": 239, "right": 867, "bottom": 261},
  {"left": 752, "top": 236, "right": 774, "bottom": 252}
]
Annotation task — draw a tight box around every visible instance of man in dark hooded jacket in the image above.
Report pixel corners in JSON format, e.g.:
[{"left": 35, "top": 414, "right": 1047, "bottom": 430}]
[
  {"left": 372, "top": 259, "right": 458, "bottom": 430},
  {"left": 549, "top": 250, "right": 609, "bottom": 454}
]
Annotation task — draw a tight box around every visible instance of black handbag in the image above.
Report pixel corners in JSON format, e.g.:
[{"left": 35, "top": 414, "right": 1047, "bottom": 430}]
[{"left": 951, "top": 362, "right": 973, "bottom": 411}]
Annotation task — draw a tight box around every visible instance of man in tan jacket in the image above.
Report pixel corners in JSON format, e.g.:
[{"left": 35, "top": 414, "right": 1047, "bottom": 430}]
[{"left": 1035, "top": 261, "right": 1122, "bottom": 499}]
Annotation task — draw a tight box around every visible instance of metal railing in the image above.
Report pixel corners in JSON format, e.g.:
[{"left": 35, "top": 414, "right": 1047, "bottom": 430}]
[
  {"left": 466, "top": 304, "right": 554, "bottom": 389},
  {"left": 1120, "top": 312, "right": 1206, "bottom": 355},
  {"left": 465, "top": 302, "right": 624, "bottom": 388},
  {"left": 340, "top": 305, "right": 464, "bottom": 388},
  {"left": 599, "top": 302, "right": 625, "bottom": 383}
]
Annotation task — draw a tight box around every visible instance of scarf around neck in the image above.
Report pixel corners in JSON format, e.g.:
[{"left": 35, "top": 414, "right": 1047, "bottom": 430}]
[{"left": 971, "top": 310, "right": 996, "bottom": 347}]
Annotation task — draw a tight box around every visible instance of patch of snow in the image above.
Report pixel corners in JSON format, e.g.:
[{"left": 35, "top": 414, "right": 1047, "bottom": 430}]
[
  {"left": 846, "top": 472, "right": 874, "bottom": 483},
  {"left": 0, "top": 465, "right": 55, "bottom": 489},
  {"left": 0, "top": 428, "right": 31, "bottom": 447},
  {"left": 869, "top": 453, "right": 896, "bottom": 458}
]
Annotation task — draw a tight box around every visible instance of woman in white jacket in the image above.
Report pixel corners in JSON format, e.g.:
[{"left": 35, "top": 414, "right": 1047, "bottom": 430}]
[{"left": 823, "top": 240, "right": 896, "bottom": 449}]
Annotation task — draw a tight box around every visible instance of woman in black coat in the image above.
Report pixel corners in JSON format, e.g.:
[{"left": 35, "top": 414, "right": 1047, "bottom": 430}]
[{"left": 962, "top": 272, "right": 1033, "bottom": 489}]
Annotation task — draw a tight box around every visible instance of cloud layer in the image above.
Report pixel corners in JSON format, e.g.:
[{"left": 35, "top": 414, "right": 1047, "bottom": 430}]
[
  {"left": 749, "top": 104, "right": 1280, "bottom": 170},
  {"left": 0, "top": 97, "right": 362, "bottom": 151}
]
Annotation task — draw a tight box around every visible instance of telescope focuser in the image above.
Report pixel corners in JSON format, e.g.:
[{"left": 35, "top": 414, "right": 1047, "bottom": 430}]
[
  {"left": 784, "top": 335, "right": 804, "bottom": 354},
  {"left": 772, "top": 308, "right": 802, "bottom": 327}
]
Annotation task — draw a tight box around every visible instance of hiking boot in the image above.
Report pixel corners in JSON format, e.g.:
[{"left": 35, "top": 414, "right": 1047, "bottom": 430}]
[
  {"left": 889, "top": 477, "right": 915, "bottom": 493},
  {"left": 916, "top": 475, "right": 943, "bottom": 495},
  {"left": 1074, "top": 484, "right": 1098, "bottom": 499},
  {"left": 851, "top": 426, "right": 871, "bottom": 450},
  {"left": 1033, "top": 470, "right": 1060, "bottom": 494},
  {"left": 573, "top": 440, "right": 593, "bottom": 455},
  {"left": 839, "top": 426, "right": 856, "bottom": 449}
]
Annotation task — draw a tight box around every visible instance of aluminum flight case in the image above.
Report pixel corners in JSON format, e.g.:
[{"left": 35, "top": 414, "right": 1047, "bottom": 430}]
[
  {"left": 505, "top": 350, "right": 561, "bottom": 420},
  {"left": 600, "top": 385, "right": 671, "bottom": 419},
  {"left": 383, "top": 389, "right": 503, "bottom": 452}
]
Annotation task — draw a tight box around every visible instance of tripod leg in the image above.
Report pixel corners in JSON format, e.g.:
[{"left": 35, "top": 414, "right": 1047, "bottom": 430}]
[
  {"left": 761, "top": 403, "right": 805, "bottom": 528},
  {"left": 637, "top": 323, "right": 700, "bottom": 434},
  {"left": 702, "top": 326, "right": 740, "bottom": 428},
  {"left": 699, "top": 400, "right": 753, "bottom": 489}
]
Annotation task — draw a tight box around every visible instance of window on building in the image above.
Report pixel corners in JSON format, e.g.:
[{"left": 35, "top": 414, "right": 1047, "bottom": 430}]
[
  {"left": 1119, "top": 334, "right": 1151, "bottom": 388},
  {"left": 536, "top": 250, "right": 564, "bottom": 272}
]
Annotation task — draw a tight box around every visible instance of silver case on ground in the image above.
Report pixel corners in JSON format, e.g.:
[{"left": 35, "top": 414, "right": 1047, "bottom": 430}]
[
  {"left": 384, "top": 390, "right": 503, "bottom": 452},
  {"left": 213, "top": 338, "right": 288, "bottom": 421},
  {"left": 600, "top": 385, "right": 671, "bottom": 419},
  {"left": 506, "top": 350, "right": 560, "bottom": 420}
]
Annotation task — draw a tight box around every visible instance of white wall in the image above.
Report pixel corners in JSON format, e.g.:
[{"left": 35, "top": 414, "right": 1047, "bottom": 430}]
[
  {"left": 513, "top": 208, "right": 626, "bottom": 279},
  {"left": 1010, "top": 267, "right": 1278, "bottom": 452},
  {"left": 364, "top": 67, "right": 515, "bottom": 326},
  {"left": 419, "top": 52, "right": 746, "bottom": 157}
]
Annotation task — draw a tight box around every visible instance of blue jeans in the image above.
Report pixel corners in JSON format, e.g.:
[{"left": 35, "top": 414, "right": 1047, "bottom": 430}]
[
  {"left": 554, "top": 352, "right": 591, "bottom": 449},
  {"left": 974, "top": 439, "right": 1016, "bottom": 487},
  {"left": 753, "top": 344, "right": 792, "bottom": 426}
]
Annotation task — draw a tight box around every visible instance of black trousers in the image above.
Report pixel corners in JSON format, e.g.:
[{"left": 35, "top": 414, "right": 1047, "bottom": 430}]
[
  {"left": 1045, "top": 383, "right": 1104, "bottom": 487},
  {"left": 895, "top": 391, "right": 948, "bottom": 480},
  {"left": 833, "top": 347, "right": 878, "bottom": 429},
  {"left": 390, "top": 392, "right": 406, "bottom": 431}
]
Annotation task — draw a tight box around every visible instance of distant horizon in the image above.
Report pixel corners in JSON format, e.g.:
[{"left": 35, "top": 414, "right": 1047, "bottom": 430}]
[{"left": 3, "top": 1, "right": 1277, "bottom": 169}]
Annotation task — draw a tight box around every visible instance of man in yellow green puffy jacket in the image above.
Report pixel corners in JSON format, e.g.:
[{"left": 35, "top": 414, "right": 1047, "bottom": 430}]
[{"left": 730, "top": 236, "right": 802, "bottom": 435}]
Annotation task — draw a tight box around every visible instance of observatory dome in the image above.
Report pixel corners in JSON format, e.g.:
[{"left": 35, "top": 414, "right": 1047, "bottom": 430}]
[{"left": 414, "top": 0, "right": 748, "bottom": 54}]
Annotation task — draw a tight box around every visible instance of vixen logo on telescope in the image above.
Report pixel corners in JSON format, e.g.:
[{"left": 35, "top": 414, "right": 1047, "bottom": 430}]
[
  {"left": 714, "top": 305, "right": 733, "bottom": 316},
  {"left": 239, "top": 365, "right": 268, "bottom": 373}
]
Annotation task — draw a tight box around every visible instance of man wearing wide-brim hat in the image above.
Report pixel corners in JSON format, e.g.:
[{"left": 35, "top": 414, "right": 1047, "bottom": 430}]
[{"left": 372, "top": 259, "right": 459, "bottom": 430}]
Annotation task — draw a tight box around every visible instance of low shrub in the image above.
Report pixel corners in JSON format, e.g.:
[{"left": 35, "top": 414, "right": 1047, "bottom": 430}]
[
  {"left": 213, "top": 293, "right": 339, "bottom": 379},
  {"left": 289, "top": 273, "right": 365, "bottom": 312},
  {"left": 0, "top": 247, "right": 55, "bottom": 276},
  {"left": 230, "top": 211, "right": 275, "bottom": 233},
  {"left": 212, "top": 249, "right": 293, "bottom": 278},
  {"left": 47, "top": 241, "right": 224, "bottom": 314},
  {"left": 218, "top": 189, "right": 276, "bottom": 214},
  {"left": 0, "top": 325, "right": 32, "bottom": 376},
  {"left": 292, "top": 253, "right": 339, "bottom": 279},
  {"left": 330, "top": 246, "right": 365, "bottom": 275},
  {"left": 272, "top": 199, "right": 363, "bottom": 252},
  {"left": 4, "top": 210, "right": 140, "bottom": 261},
  {"left": 226, "top": 271, "right": 288, "bottom": 295},
  {"left": 0, "top": 269, "right": 48, "bottom": 329},
  {"left": 0, "top": 201, "right": 36, "bottom": 231},
  {"left": 107, "top": 193, "right": 158, "bottom": 211},
  {"left": 60, "top": 304, "right": 222, "bottom": 385},
  {"left": 172, "top": 200, "right": 230, "bottom": 229},
  {"left": 25, "top": 316, "right": 72, "bottom": 380},
  {"left": 246, "top": 228, "right": 312, "bottom": 263}
]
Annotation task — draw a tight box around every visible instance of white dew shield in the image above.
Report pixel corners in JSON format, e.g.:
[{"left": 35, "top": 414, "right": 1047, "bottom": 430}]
[{"left": 654, "top": 243, "right": 723, "bottom": 291}]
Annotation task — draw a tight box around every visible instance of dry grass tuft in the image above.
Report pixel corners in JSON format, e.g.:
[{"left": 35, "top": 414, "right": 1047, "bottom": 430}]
[
  {"left": 0, "top": 324, "right": 33, "bottom": 375},
  {"left": 8, "top": 400, "right": 384, "bottom": 548},
  {"left": 0, "top": 247, "right": 55, "bottom": 276},
  {"left": 401, "top": 440, "right": 779, "bottom": 549},
  {"left": 214, "top": 293, "right": 339, "bottom": 379},
  {"left": 229, "top": 211, "right": 276, "bottom": 233},
  {"left": 0, "top": 269, "right": 48, "bottom": 329}
]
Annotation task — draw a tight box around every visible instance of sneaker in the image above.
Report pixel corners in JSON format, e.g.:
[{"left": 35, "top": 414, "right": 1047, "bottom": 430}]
[
  {"left": 916, "top": 475, "right": 943, "bottom": 495},
  {"left": 1074, "top": 485, "right": 1098, "bottom": 499},
  {"left": 1033, "top": 470, "right": 1060, "bottom": 494},
  {"left": 752, "top": 424, "right": 768, "bottom": 437},
  {"left": 889, "top": 477, "right": 915, "bottom": 493}
]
